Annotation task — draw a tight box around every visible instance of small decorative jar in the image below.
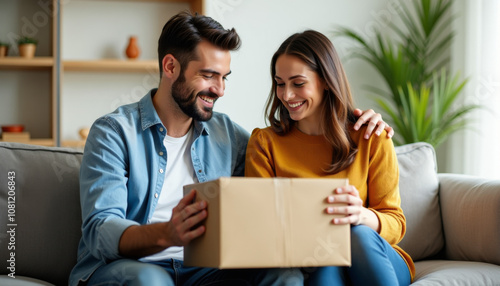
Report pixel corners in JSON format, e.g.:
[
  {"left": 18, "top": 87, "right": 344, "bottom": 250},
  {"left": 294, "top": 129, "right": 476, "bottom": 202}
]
[{"left": 125, "top": 36, "right": 140, "bottom": 59}]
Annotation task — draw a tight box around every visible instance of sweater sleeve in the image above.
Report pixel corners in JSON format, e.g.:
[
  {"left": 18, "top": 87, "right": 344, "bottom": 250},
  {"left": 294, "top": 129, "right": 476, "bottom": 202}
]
[
  {"left": 366, "top": 135, "right": 406, "bottom": 245},
  {"left": 245, "top": 128, "right": 275, "bottom": 178}
]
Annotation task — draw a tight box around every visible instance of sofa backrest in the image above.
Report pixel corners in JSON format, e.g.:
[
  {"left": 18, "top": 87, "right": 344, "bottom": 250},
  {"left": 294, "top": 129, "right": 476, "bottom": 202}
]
[
  {"left": 438, "top": 173, "right": 500, "bottom": 265},
  {"left": 0, "top": 142, "right": 83, "bottom": 285},
  {"left": 0, "top": 141, "right": 444, "bottom": 284},
  {"left": 395, "top": 142, "right": 443, "bottom": 261}
]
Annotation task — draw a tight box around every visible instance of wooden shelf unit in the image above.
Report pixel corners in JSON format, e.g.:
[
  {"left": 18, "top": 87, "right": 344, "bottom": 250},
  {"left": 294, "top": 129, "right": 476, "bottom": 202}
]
[
  {"left": 0, "top": 0, "right": 58, "bottom": 147},
  {"left": 1, "top": 0, "right": 204, "bottom": 147}
]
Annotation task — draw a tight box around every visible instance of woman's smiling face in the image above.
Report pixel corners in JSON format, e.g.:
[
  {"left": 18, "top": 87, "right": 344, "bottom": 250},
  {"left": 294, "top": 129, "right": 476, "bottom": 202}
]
[{"left": 274, "top": 54, "right": 326, "bottom": 135}]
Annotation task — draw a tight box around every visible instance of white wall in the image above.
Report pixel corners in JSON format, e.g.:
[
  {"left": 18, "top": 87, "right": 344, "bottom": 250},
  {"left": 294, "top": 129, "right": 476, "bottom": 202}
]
[
  {"left": 206, "top": 0, "right": 404, "bottom": 132},
  {"left": 443, "top": 0, "right": 500, "bottom": 179},
  {"left": 62, "top": 0, "right": 494, "bottom": 178},
  {"left": 209, "top": 0, "right": 500, "bottom": 178},
  {"left": 60, "top": 0, "right": 402, "bottom": 139}
]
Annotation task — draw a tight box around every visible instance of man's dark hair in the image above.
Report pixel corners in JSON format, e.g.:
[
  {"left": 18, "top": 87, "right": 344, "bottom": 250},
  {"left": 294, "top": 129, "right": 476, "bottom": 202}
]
[{"left": 158, "top": 11, "right": 241, "bottom": 77}]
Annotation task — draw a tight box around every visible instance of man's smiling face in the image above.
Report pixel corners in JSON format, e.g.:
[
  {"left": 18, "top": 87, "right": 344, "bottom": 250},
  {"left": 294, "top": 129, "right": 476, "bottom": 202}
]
[{"left": 172, "top": 40, "right": 232, "bottom": 121}]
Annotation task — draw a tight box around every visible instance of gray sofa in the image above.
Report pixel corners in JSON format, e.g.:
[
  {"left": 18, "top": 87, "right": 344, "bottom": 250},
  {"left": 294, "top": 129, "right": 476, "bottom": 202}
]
[{"left": 0, "top": 141, "right": 499, "bottom": 285}]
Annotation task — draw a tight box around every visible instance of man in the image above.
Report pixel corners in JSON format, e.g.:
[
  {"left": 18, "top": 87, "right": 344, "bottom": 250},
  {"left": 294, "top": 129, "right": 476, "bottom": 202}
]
[{"left": 69, "top": 12, "right": 391, "bottom": 286}]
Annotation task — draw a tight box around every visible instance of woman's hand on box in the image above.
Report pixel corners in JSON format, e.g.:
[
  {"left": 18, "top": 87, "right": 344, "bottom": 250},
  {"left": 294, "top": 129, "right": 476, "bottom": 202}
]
[
  {"left": 325, "top": 185, "right": 380, "bottom": 232},
  {"left": 325, "top": 185, "right": 363, "bottom": 225}
]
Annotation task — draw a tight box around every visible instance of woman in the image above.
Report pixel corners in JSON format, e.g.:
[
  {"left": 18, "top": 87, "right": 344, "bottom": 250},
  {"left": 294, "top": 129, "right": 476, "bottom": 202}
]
[{"left": 245, "top": 30, "right": 414, "bottom": 285}]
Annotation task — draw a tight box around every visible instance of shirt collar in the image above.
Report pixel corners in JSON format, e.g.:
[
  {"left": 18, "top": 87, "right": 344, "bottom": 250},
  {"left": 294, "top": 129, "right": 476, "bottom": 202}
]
[
  {"left": 139, "top": 89, "right": 163, "bottom": 131},
  {"left": 139, "top": 88, "right": 210, "bottom": 136},
  {"left": 194, "top": 120, "right": 210, "bottom": 136}
]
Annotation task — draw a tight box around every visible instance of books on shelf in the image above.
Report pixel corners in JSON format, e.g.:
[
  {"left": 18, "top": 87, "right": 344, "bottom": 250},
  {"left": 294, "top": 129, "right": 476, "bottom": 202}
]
[{"left": 2, "top": 132, "right": 30, "bottom": 142}]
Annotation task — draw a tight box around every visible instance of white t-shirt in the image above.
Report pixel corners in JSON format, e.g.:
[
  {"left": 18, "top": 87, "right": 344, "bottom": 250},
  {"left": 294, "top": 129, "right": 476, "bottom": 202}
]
[{"left": 141, "top": 127, "right": 196, "bottom": 262}]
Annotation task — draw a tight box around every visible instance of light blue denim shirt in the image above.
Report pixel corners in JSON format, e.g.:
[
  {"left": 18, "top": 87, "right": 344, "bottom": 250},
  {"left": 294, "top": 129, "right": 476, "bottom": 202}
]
[{"left": 69, "top": 89, "right": 249, "bottom": 286}]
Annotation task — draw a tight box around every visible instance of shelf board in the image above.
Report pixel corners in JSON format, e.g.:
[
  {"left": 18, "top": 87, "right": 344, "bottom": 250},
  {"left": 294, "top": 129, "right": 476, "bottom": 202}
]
[
  {"left": 0, "top": 57, "right": 54, "bottom": 70},
  {"left": 61, "top": 140, "right": 86, "bottom": 149},
  {"left": 0, "top": 138, "right": 55, "bottom": 147},
  {"left": 63, "top": 59, "right": 159, "bottom": 72},
  {"left": 78, "top": 0, "right": 202, "bottom": 10},
  {"left": 30, "top": 139, "right": 56, "bottom": 147},
  {"left": 80, "top": 0, "right": 192, "bottom": 2}
]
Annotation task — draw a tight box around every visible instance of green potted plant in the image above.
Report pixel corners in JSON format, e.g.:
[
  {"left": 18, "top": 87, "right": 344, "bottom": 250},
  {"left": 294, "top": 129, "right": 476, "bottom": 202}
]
[
  {"left": 335, "top": 0, "right": 480, "bottom": 148},
  {"left": 17, "top": 36, "right": 38, "bottom": 58},
  {"left": 0, "top": 41, "right": 9, "bottom": 58}
]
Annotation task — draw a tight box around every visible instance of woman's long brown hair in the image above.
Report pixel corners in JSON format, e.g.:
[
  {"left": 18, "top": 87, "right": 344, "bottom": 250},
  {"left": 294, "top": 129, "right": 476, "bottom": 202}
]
[{"left": 265, "top": 30, "right": 358, "bottom": 173}]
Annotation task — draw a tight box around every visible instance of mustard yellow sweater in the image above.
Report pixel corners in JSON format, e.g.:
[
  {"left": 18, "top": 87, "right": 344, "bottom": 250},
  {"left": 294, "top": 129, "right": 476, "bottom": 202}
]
[{"left": 245, "top": 126, "right": 415, "bottom": 279}]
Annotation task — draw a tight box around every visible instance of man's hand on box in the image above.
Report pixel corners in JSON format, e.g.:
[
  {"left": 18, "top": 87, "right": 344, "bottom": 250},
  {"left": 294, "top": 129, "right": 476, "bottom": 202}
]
[
  {"left": 118, "top": 189, "right": 208, "bottom": 259},
  {"left": 166, "top": 189, "right": 208, "bottom": 246}
]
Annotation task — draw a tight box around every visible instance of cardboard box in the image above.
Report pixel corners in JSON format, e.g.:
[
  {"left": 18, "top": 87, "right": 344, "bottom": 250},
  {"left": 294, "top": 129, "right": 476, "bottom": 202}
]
[{"left": 183, "top": 177, "right": 351, "bottom": 268}]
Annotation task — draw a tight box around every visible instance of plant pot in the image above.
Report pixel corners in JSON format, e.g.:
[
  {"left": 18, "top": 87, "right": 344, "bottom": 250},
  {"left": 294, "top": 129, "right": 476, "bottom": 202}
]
[
  {"left": 125, "top": 36, "right": 140, "bottom": 59},
  {"left": 19, "top": 43, "right": 36, "bottom": 58},
  {"left": 0, "top": 46, "right": 8, "bottom": 57}
]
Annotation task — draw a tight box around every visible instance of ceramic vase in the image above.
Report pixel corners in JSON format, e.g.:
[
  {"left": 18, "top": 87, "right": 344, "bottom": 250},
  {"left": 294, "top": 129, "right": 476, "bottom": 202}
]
[{"left": 125, "top": 36, "right": 140, "bottom": 59}]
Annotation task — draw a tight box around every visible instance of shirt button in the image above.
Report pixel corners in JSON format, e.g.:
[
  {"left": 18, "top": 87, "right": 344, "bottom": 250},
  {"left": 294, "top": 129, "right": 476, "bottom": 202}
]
[
  {"left": 159, "top": 127, "right": 164, "bottom": 132},
  {"left": 198, "top": 169, "right": 202, "bottom": 173},
  {"left": 154, "top": 193, "right": 158, "bottom": 198},
  {"left": 159, "top": 151, "right": 164, "bottom": 156},
  {"left": 159, "top": 169, "right": 164, "bottom": 173}
]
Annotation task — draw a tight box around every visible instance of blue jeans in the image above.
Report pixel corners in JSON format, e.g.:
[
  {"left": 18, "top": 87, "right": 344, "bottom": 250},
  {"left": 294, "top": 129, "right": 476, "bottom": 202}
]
[
  {"left": 86, "top": 258, "right": 303, "bottom": 286},
  {"left": 304, "top": 225, "right": 411, "bottom": 286}
]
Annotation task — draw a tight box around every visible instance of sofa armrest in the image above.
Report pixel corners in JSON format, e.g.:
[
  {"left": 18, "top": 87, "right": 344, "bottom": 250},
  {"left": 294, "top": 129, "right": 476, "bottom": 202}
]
[{"left": 438, "top": 173, "right": 500, "bottom": 265}]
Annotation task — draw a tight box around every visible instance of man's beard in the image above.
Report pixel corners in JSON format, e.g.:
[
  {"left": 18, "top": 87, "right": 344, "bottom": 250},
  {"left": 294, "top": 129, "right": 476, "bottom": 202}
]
[{"left": 171, "top": 73, "right": 217, "bottom": 121}]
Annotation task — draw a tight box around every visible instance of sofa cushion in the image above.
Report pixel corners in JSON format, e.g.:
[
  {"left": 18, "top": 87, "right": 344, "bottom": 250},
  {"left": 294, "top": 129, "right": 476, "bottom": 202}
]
[
  {"left": 439, "top": 173, "right": 500, "bottom": 265},
  {"left": 0, "top": 143, "right": 83, "bottom": 286},
  {"left": 395, "top": 142, "right": 443, "bottom": 261},
  {"left": 0, "top": 275, "right": 55, "bottom": 285},
  {"left": 412, "top": 260, "right": 500, "bottom": 285}
]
